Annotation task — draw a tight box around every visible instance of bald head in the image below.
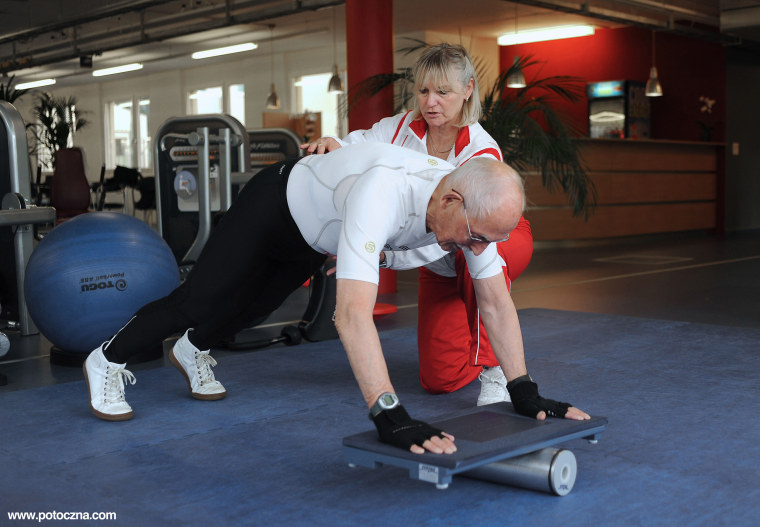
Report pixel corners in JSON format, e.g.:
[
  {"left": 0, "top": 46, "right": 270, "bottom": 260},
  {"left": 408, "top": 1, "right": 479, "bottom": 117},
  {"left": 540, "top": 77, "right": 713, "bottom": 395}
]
[
  {"left": 443, "top": 157, "right": 524, "bottom": 224},
  {"left": 425, "top": 159, "right": 524, "bottom": 253}
]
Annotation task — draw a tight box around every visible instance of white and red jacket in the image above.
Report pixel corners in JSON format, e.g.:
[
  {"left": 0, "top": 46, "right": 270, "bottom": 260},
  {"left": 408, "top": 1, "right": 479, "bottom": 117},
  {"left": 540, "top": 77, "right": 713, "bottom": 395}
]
[{"left": 333, "top": 110, "right": 503, "bottom": 167}]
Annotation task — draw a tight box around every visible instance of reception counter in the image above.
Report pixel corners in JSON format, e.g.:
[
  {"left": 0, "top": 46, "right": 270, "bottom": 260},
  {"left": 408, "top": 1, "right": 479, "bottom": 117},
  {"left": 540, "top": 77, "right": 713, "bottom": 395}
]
[{"left": 523, "top": 138, "right": 724, "bottom": 241}]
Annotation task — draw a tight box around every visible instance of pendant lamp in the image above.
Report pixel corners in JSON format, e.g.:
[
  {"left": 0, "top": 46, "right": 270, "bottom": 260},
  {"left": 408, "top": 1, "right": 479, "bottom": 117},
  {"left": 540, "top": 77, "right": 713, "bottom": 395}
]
[
  {"left": 506, "top": 3, "right": 527, "bottom": 89},
  {"left": 507, "top": 56, "right": 527, "bottom": 88},
  {"left": 645, "top": 30, "right": 663, "bottom": 97},
  {"left": 265, "top": 24, "right": 280, "bottom": 109},
  {"left": 327, "top": 8, "right": 344, "bottom": 94}
]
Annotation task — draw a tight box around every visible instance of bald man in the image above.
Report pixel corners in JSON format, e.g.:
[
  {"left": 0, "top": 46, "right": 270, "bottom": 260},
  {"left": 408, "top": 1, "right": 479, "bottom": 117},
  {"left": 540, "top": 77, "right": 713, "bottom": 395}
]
[{"left": 83, "top": 142, "right": 589, "bottom": 455}]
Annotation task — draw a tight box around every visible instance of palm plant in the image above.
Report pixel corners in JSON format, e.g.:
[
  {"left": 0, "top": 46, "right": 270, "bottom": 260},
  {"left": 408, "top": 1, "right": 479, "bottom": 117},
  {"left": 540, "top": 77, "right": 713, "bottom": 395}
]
[
  {"left": 31, "top": 92, "right": 89, "bottom": 168},
  {"left": 344, "top": 42, "right": 596, "bottom": 216},
  {"left": 482, "top": 55, "right": 595, "bottom": 216},
  {"left": 0, "top": 74, "right": 30, "bottom": 104}
]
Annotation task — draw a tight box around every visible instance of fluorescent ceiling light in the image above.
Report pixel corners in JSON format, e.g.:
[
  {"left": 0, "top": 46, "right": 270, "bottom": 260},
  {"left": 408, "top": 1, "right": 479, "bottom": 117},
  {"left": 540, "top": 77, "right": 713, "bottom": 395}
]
[
  {"left": 92, "top": 63, "right": 143, "bottom": 77},
  {"left": 498, "top": 25, "right": 595, "bottom": 45},
  {"left": 16, "top": 78, "right": 56, "bottom": 89},
  {"left": 192, "top": 43, "right": 257, "bottom": 59}
]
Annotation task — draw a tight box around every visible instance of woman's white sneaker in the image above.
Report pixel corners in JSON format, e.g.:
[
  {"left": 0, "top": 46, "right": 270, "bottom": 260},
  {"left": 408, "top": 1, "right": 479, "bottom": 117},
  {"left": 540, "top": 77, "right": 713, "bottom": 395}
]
[
  {"left": 170, "top": 330, "right": 226, "bottom": 400},
  {"left": 83, "top": 344, "right": 136, "bottom": 421},
  {"left": 477, "top": 366, "right": 512, "bottom": 406}
]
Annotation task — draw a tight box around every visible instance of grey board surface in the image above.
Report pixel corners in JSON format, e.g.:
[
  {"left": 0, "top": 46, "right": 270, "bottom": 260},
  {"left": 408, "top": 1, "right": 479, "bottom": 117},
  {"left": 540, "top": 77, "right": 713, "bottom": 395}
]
[{"left": 342, "top": 403, "right": 607, "bottom": 486}]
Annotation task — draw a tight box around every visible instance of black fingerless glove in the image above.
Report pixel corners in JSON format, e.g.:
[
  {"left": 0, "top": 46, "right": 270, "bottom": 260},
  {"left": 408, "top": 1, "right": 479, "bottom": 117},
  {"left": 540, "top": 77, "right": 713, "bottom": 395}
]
[
  {"left": 507, "top": 375, "right": 571, "bottom": 418},
  {"left": 372, "top": 405, "right": 446, "bottom": 450}
]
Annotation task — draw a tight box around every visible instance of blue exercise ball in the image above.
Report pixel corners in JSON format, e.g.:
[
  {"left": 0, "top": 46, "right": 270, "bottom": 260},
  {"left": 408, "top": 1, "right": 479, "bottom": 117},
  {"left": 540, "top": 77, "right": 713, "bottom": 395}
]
[{"left": 24, "top": 212, "right": 180, "bottom": 354}]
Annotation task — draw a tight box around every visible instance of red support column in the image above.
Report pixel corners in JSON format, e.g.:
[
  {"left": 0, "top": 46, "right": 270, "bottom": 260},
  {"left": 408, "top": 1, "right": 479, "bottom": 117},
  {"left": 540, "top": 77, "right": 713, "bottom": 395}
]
[
  {"left": 345, "top": 0, "right": 394, "bottom": 130},
  {"left": 345, "top": 0, "right": 397, "bottom": 294}
]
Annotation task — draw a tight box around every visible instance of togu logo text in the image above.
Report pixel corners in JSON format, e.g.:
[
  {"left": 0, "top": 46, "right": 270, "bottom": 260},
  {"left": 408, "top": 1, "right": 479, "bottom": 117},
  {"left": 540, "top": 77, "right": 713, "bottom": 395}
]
[
  {"left": 80, "top": 273, "right": 127, "bottom": 293},
  {"left": 365, "top": 241, "right": 376, "bottom": 253}
]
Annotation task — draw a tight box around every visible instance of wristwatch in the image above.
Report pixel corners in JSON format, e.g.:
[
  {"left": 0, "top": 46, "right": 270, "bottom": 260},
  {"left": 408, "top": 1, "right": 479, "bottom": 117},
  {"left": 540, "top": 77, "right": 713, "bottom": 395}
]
[{"left": 369, "top": 392, "right": 400, "bottom": 419}]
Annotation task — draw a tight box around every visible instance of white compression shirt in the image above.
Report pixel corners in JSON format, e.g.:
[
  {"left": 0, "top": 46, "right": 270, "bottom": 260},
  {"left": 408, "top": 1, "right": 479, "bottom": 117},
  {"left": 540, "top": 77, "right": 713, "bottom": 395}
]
[
  {"left": 286, "top": 142, "right": 503, "bottom": 285},
  {"left": 325, "top": 112, "right": 506, "bottom": 277}
]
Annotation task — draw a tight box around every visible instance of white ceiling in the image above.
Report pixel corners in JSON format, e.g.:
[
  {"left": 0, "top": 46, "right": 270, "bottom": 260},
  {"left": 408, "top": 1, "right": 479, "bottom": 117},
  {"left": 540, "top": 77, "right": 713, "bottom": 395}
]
[{"left": 1, "top": 0, "right": 759, "bottom": 89}]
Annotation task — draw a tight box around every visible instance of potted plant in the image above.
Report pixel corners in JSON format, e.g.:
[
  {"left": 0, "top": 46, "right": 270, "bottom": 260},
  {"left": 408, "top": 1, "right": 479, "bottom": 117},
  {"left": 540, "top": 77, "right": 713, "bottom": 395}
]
[
  {"left": 0, "top": 74, "right": 30, "bottom": 104},
  {"left": 481, "top": 55, "right": 595, "bottom": 216},
  {"left": 344, "top": 42, "right": 596, "bottom": 217},
  {"left": 31, "top": 92, "right": 89, "bottom": 168},
  {"left": 697, "top": 95, "right": 717, "bottom": 142}
]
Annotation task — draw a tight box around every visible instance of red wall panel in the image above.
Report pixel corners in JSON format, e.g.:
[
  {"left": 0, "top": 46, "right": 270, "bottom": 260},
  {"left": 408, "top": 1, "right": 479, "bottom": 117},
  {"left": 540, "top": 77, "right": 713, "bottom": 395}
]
[{"left": 499, "top": 27, "right": 726, "bottom": 141}]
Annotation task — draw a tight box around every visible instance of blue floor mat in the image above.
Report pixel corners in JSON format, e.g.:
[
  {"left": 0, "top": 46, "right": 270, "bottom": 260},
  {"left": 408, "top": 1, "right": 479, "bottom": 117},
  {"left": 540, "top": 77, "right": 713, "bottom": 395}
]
[{"left": 1, "top": 308, "right": 759, "bottom": 526}]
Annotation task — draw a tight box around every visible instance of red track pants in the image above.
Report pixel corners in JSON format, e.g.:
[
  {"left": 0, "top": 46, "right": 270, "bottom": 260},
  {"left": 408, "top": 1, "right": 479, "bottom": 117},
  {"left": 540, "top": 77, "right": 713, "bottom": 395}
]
[{"left": 417, "top": 216, "right": 533, "bottom": 393}]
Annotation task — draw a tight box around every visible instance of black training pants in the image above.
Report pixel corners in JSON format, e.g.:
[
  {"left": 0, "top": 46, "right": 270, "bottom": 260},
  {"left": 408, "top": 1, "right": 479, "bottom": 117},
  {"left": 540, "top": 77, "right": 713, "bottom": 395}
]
[{"left": 104, "top": 160, "right": 327, "bottom": 363}]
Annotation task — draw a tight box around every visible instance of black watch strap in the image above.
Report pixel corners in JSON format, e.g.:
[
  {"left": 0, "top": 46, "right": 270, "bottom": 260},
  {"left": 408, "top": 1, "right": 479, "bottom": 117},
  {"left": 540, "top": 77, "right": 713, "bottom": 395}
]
[{"left": 506, "top": 374, "right": 533, "bottom": 390}]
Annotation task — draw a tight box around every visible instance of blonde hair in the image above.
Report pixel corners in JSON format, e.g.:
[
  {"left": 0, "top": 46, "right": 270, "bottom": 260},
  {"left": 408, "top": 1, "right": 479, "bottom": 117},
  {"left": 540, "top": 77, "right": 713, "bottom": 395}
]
[{"left": 410, "top": 43, "right": 481, "bottom": 127}]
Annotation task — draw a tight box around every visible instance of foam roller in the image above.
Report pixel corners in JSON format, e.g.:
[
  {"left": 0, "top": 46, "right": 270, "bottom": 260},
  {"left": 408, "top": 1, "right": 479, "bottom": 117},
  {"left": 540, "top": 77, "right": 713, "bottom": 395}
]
[{"left": 462, "top": 448, "right": 577, "bottom": 496}]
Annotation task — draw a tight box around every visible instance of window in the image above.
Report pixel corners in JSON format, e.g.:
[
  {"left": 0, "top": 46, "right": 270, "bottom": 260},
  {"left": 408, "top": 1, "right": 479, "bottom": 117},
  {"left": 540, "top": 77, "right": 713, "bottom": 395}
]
[
  {"left": 104, "top": 97, "right": 151, "bottom": 170},
  {"left": 188, "top": 84, "right": 245, "bottom": 125},
  {"left": 137, "top": 98, "right": 151, "bottom": 169},
  {"left": 188, "top": 86, "right": 223, "bottom": 115},
  {"left": 228, "top": 84, "right": 245, "bottom": 125},
  {"left": 34, "top": 127, "right": 54, "bottom": 170},
  {"left": 295, "top": 72, "right": 346, "bottom": 137},
  {"left": 110, "top": 100, "right": 133, "bottom": 167}
]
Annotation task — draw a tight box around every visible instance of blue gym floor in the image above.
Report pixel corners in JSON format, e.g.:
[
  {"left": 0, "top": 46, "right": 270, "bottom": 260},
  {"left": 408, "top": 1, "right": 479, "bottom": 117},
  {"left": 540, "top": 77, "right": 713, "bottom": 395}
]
[{"left": 1, "top": 229, "right": 759, "bottom": 526}]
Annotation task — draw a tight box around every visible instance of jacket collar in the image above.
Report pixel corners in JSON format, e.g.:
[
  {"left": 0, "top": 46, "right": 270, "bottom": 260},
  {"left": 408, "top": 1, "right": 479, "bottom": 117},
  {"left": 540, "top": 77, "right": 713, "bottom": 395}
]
[{"left": 409, "top": 117, "right": 471, "bottom": 157}]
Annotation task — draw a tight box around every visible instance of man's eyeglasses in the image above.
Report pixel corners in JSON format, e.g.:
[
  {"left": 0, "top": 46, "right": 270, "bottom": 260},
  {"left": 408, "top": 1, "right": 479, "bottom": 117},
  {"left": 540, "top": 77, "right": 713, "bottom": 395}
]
[{"left": 452, "top": 189, "right": 510, "bottom": 245}]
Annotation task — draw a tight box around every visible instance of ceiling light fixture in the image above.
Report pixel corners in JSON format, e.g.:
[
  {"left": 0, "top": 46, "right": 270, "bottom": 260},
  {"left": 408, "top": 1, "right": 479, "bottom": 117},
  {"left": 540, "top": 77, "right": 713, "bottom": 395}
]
[
  {"left": 265, "top": 24, "right": 280, "bottom": 109},
  {"left": 327, "top": 7, "right": 344, "bottom": 94},
  {"left": 645, "top": 31, "right": 663, "bottom": 97},
  {"left": 506, "top": 3, "right": 526, "bottom": 89},
  {"left": 16, "top": 78, "right": 56, "bottom": 89},
  {"left": 327, "top": 64, "right": 344, "bottom": 93},
  {"left": 498, "top": 25, "right": 595, "bottom": 46},
  {"left": 506, "top": 57, "right": 527, "bottom": 88},
  {"left": 92, "top": 63, "right": 143, "bottom": 77},
  {"left": 192, "top": 42, "right": 257, "bottom": 60}
]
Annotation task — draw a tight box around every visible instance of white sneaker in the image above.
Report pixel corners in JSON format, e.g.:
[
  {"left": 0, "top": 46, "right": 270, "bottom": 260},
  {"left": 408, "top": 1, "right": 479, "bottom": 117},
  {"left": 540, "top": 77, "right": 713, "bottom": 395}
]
[
  {"left": 83, "top": 344, "right": 137, "bottom": 421},
  {"left": 477, "top": 366, "right": 511, "bottom": 406},
  {"left": 170, "top": 330, "right": 226, "bottom": 400}
]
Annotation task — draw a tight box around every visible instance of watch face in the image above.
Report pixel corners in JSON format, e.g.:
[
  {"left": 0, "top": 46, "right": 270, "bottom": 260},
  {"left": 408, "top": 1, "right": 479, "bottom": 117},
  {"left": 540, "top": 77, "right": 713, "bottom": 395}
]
[{"left": 379, "top": 393, "right": 398, "bottom": 408}]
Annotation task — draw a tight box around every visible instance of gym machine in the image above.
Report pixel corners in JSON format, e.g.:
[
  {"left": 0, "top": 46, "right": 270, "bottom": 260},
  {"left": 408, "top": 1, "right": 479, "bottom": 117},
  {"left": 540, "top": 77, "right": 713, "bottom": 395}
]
[
  {"left": 248, "top": 126, "right": 303, "bottom": 167},
  {"left": 154, "top": 114, "right": 336, "bottom": 347},
  {"left": 154, "top": 115, "right": 304, "bottom": 265},
  {"left": 154, "top": 114, "right": 251, "bottom": 268},
  {"left": 0, "top": 101, "right": 57, "bottom": 336},
  {"left": 0, "top": 101, "right": 56, "bottom": 384}
]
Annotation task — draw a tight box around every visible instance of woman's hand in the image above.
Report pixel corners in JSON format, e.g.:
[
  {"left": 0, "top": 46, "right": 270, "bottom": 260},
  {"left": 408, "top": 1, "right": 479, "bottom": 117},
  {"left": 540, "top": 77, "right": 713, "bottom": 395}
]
[{"left": 299, "top": 137, "right": 342, "bottom": 155}]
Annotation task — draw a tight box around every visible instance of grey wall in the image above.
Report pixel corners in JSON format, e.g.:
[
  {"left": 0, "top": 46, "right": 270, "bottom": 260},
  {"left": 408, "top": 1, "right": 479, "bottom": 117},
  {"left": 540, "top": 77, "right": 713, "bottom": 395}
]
[{"left": 725, "top": 47, "right": 760, "bottom": 232}]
